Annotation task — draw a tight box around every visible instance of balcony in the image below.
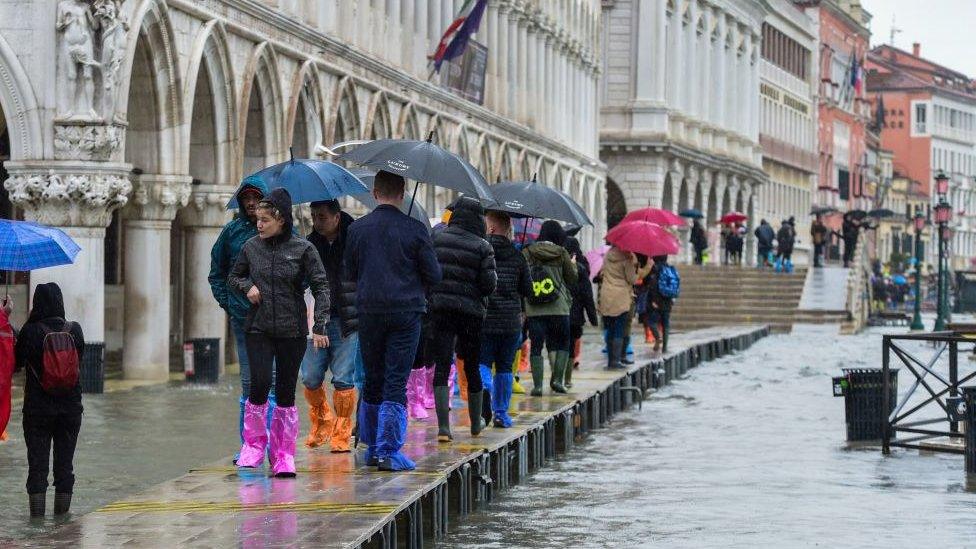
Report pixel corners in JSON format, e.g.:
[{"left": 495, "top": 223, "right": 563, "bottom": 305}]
[
  {"left": 931, "top": 123, "right": 976, "bottom": 145},
  {"left": 761, "top": 62, "right": 812, "bottom": 99}
]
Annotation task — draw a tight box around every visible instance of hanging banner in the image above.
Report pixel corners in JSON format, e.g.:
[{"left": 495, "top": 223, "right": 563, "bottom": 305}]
[{"left": 441, "top": 40, "right": 488, "bottom": 105}]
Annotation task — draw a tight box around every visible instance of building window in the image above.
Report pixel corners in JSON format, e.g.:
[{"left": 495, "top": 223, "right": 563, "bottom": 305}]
[
  {"left": 914, "top": 103, "right": 927, "bottom": 133},
  {"left": 838, "top": 169, "right": 850, "bottom": 201}
]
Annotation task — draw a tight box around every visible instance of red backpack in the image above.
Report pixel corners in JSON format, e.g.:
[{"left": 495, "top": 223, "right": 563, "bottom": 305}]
[{"left": 30, "top": 321, "right": 79, "bottom": 395}]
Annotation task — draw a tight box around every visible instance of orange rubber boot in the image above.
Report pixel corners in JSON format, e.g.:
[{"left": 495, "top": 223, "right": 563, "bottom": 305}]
[
  {"left": 303, "top": 386, "right": 335, "bottom": 448},
  {"left": 329, "top": 388, "right": 356, "bottom": 453},
  {"left": 456, "top": 358, "right": 468, "bottom": 402},
  {"left": 573, "top": 338, "right": 582, "bottom": 369}
]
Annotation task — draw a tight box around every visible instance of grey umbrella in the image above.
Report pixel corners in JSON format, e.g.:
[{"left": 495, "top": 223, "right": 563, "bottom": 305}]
[
  {"left": 338, "top": 132, "right": 495, "bottom": 210},
  {"left": 349, "top": 168, "right": 431, "bottom": 229},
  {"left": 488, "top": 175, "right": 592, "bottom": 226}
]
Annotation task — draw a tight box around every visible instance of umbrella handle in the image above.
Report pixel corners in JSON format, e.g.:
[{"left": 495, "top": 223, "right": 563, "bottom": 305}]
[
  {"left": 407, "top": 181, "right": 420, "bottom": 217},
  {"left": 520, "top": 217, "right": 529, "bottom": 246}
]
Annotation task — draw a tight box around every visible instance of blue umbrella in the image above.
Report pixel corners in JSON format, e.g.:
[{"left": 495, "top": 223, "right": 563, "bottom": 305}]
[
  {"left": 892, "top": 274, "right": 908, "bottom": 285},
  {"left": 0, "top": 220, "right": 80, "bottom": 272},
  {"left": 679, "top": 208, "right": 704, "bottom": 219},
  {"left": 226, "top": 151, "right": 368, "bottom": 209}
]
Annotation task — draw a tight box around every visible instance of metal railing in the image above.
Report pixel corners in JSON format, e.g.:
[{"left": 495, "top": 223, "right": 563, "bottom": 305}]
[{"left": 881, "top": 332, "right": 976, "bottom": 455}]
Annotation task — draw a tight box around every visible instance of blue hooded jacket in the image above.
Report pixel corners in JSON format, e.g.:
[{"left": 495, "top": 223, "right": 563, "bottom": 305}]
[{"left": 209, "top": 176, "right": 269, "bottom": 322}]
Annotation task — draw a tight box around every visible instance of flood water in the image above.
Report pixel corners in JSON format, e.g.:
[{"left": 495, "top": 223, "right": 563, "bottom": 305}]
[{"left": 441, "top": 325, "right": 976, "bottom": 548}]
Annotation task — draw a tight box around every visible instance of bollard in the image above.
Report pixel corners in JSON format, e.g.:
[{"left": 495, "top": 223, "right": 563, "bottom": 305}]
[
  {"left": 834, "top": 368, "right": 898, "bottom": 442},
  {"left": 948, "top": 386, "right": 976, "bottom": 474},
  {"left": 80, "top": 342, "right": 105, "bottom": 394}
]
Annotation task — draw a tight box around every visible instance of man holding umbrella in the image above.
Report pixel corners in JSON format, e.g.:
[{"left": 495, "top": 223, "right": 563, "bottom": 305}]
[{"left": 344, "top": 171, "right": 441, "bottom": 471}]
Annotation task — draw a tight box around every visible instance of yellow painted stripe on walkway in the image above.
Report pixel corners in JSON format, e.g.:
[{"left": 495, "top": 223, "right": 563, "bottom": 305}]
[
  {"left": 98, "top": 500, "right": 399, "bottom": 514},
  {"left": 186, "top": 466, "right": 445, "bottom": 477}
]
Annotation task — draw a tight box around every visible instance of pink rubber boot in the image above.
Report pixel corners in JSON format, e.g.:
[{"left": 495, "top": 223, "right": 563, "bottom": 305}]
[
  {"left": 406, "top": 369, "right": 429, "bottom": 420},
  {"left": 422, "top": 365, "right": 435, "bottom": 410},
  {"left": 268, "top": 406, "right": 299, "bottom": 478},
  {"left": 446, "top": 363, "right": 457, "bottom": 410},
  {"left": 237, "top": 400, "right": 269, "bottom": 468}
]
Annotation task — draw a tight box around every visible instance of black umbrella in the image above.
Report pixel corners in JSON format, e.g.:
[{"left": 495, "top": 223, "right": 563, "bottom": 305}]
[
  {"left": 810, "top": 205, "right": 837, "bottom": 216},
  {"left": 349, "top": 169, "right": 431, "bottom": 229},
  {"left": 679, "top": 208, "right": 704, "bottom": 219},
  {"left": 868, "top": 208, "right": 896, "bottom": 219},
  {"left": 847, "top": 209, "right": 868, "bottom": 220},
  {"left": 338, "top": 132, "right": 495, "bottom": 208},
  {"left": 488, "top": 175, "right": 592, "bottom": 226}
]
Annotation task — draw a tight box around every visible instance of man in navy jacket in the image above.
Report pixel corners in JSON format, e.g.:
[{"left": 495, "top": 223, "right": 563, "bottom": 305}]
[{"left": 344, "top": 170, "right": 441, "bottom": 471}]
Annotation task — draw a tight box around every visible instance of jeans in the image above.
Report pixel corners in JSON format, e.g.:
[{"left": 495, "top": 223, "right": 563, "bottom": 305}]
[
  {"left": 429, "top": 311, "right": 483, "bottom": 392},
  {"left": 359, "top": 311, "right": 422, "bottom": 406},
  {"left": 300, "top": 319, "right": 360, "bottom": 390},
  {"left": 244, "top": 333, "right": 306, "bottom": 407},
  {"left": 527, "top": 315, "right": 570, "bottom": 356},
  {"left": 231, "top": 318, "right": 275, "bottom": 399},
  {"left": 647, "top": 308, "right": 671, "bottom": 349},
  {"left": 603, "top": 313, "right": 629, "bottom": 340},
  {"left": 480, "top": 332, "right": 521, "bottom": 375},
  {"left": 24, "top": 412, "right": 82, "bottom": 494},
  {"left": 814, "top": 243, "right": 824, "bottom": 266}
]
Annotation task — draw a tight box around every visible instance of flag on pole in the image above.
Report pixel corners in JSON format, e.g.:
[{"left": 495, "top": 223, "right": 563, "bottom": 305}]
[
  {"left": 850, "top": 50, "right": 863, "bottom": 95},
  {"left": 430, "top": 0, "right": 488, "bottom": 73}
]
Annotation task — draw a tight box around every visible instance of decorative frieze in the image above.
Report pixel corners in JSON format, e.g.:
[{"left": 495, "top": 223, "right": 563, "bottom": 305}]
[{"left": 53, "top": 122, "right": 125, "bottom": 161}]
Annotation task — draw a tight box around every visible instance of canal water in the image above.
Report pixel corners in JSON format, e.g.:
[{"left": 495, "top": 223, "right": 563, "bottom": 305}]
[{"left": 441, "top": 324, "right": 976, "bottom": 548}]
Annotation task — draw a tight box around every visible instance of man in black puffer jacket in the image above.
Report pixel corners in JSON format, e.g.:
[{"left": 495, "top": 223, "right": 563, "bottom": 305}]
[
  {"left": 480, "top": 210, "right": 532, "bottom": 428},
  {"left": 429, "top": 196, "right": 497, "bottom": 441}
]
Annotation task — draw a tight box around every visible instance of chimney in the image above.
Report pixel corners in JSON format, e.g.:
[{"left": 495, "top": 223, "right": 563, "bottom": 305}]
[{"left": 912, "top": 42, "right": 921, "bottom": 57}]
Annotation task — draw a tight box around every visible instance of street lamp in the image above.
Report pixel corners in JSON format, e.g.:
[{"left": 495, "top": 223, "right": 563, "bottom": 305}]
[
  {"left": 935, "top": 170, "right": 950, "bottom": 197},
  {"left": 910, "top": 212, "right": 927, "bottom": 331},
  {"left": 933, "top": 197, "right": 953, "bottom": 331}
]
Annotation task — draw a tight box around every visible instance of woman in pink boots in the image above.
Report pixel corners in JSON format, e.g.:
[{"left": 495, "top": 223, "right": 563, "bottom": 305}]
[{"left": 228, "top": 188, "right": 331, "bottom": 477}]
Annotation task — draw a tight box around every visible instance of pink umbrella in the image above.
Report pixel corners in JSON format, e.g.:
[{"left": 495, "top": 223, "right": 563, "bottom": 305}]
[
  {"left": 621, "top": 207, "right": 685, "bottom": 227},
  {"left": 584, "top": 245, "right": 611, "bottom": 280},
  {"left": 720, "top": 211, "right": 748, "bottom": 225},
  {"left": 606, "top": 220, "right": 680, "bottom": 257}
]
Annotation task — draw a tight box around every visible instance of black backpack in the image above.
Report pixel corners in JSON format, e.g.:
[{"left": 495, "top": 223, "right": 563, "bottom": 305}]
[{"left": 527, "top": 264, "right": 560, "bottom": 305}]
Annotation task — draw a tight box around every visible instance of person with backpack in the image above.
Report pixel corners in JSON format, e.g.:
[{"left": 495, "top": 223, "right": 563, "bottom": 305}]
[
  {"left": 776, "top": 219, "right": 796, "bottom": 273},
  {"left": 566, "top": 237, "right": 598, "bottom": 386},
  {"left": 523, "top": 221, "right": 578, "bottom": 395},
  {"left": 14, "top": 283, "right": 84, "bottom": 517},
  {"left": 428, "top": 196, "right": 497, "bottom": 442},
  {"left": 598, "top": 245, "right": 637, "bottom": 369},
  {"left": 645, "top": 255, "right": 679, "bottom": 353},
  {"left": 690, "top": 220, "right": 708, "bottom": 265},
  {"left": 228, "top": 188, "right": 332, "bottom": 478},
  {"left": 755, "top": 219, "right": 775, "bottom": 268}
]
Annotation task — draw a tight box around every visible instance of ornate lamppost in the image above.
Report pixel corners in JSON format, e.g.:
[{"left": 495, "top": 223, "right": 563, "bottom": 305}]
[
  {"left": 933, "top": 170, "right": 952, "bottom": 331},
  {"left": 910, "top": 212, "right": 927, "bottom": 331}
]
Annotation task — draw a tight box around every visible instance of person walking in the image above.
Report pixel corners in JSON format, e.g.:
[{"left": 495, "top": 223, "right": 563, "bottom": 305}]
[
  {"left": 566, "top": 237, "right": 598, "bottom": 385},
  {"left": 811, "top": 215, "right": 828, "bottom": 267},
  {"left": 480, "top": 210, "right": 531, "bottom": 428},
  {"left": 228, "top": 188, "right": 332, "bottom": 478},
  {"left": 644, "top": 256, "right": 679, "bottom": 353},
  {"left": 776, "top": 219, "right": 796, "bottom": 273},
  {"left": 598, "top": 245, "right": 637, "bottom": 369},
  {"left": 691, "top": 219, "right": 708, "bottom": 265},
  {"left": 842, "top": 213, "right": 861, "bottom": 267},
  {"left": 209, "top": 176, "right": 275, "bottom": 459},
  {"left": 300, "top": 200, "right": 360, "bottom": 452},
  {"left": 1, "top": 295, "right": 13, "bottom": 443},
  {"left": 428, "top": 197, "right": 497, "bottom": 441},
  {"left": 755, "top": 219, "right": 775, "bottom": 268},
  {"left": 727, "top": 226, "right": 744, "bottom": 265},
  {"left": 523, "top": 221, "right": 577, "bottom": 395},
  {"left": 14, "top": 283, "right": 84, "bottom": 517},
  {"left": 344, "top": 171, "right": 441, "bottom": 471}
]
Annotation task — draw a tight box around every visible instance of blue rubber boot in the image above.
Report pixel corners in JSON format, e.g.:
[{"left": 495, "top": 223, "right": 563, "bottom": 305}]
[
  {"left": 376, "top": 402, "right": 416, "bottom": 471},
  {"left": 479, "top": 365, "right": 494, "bottom": 426},
  {"left": 233, "top": 395, "right": 246, "bottom": 463},
  {"left": 601, "top": 327, "right": 609, "bottom": 354},
  {"left": 492, "top": 373, "right": 514, "bottom": 428},
  {"left": 358, "top": 401, "right": 380, "bottom": 466}
]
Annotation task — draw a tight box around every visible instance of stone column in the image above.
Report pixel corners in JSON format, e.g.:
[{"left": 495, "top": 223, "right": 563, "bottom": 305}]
[
  {"left": 526, "top": 24, "right": 538, "bottom": 127},
  {"left": 4, "top": 162, "right": 131, "bottom": 342},
  {"left": 180, "top": 186, "right": 234, "bottom": 368},
  {"left": 415, "top": 0, "right": 428, "bottom": 72},
  {"left": 122, "top": 175, "right": 191, "bottom": 380},
  {"left": 517, "top": 17, "right": 529, "bottom": 125},
  {"left": 507, "top": 11, "right": 518, "bottom": 120},
  {"left": 485, "top": 3, "right": 499, "bottom": 110},
  {"left": 496, "top": 4, "right": 510, "bottom": 116}
]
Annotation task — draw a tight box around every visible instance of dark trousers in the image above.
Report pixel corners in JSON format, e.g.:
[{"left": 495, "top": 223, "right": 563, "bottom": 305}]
[
  {"left": 527, "top": 315, "right": 570, "bottom": 356},
  {"left": 245, "top": 333, "right": 306, "bottom": 407},
  {"left": 843, "top": 238, "right": 856, "bottom": 265},
  {"left": 480, "top": 332, "right": 521, "bottom": 375},
  {"left": 429, "top": 311, "right": 483, "bottom": 392},
  {"left": 603, "top": 313, "right": 629, "bottom": 340},
  {"left": 360, "top": 311, "right": 422, "bottom": 406},
  {"left": 24, "top": 412, "right": 82, "bottom": 494},
  {"left": 646, "top": 308, "right": 671, "bottom": 350},
  {"left": 693, "top": 248, "right": 705, "bottom": 265}
]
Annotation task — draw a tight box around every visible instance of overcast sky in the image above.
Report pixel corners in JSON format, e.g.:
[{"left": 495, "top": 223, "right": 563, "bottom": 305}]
[{"left": 861, "top": 0, "right": 976, "bottom": 77}]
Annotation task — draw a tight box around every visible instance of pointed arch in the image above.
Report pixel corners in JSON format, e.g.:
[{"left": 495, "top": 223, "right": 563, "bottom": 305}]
[
  {"left": 397, "top": 103, "right": 421, "bottom": 140},
  {"left": 662, "top": 173, "right": 675, "bottom": 211},
  {"left": 364, "top": 90, "right": 393, "bottom": 140},
  {"left": 495, "top": 143, "right": 514, "bottom": 182},
  {"left": 0, "top": 33, "right": 41, "bottom": 159},
  {"left": 678, "top": 175, "right": 689, "bottom": 211},
  {"left": 182, "top": 21, "right": 236, "bottom": 186},
  {"left": 474, "top": 134, "right": 493, "bottom": 183},
  {"left": 240, "top": 42, "right": 285, "bottom": 176},
  {"left": 451, "top": 125, "right": 471, "bottom": 161},
  {"left": 330, "top": 77, "right": 360, "bottom": 145},
  {"left": 517, "top": 149, "right": 532, "bottom": 180},
  {"left": 286, "top": 60, "right": 325, "bottom": 157}
]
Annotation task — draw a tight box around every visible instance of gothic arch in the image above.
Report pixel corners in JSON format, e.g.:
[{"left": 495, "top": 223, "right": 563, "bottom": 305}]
[
  {"left": 330, "top": 77, "right": 360, "bottom": 144},
  {"left": 517, "top": 149, "right": 532, "bottom": 180},
  {"left": 364, "top": 90, "right": 392, "bottom": 140},
  {"left": 475, "top": 134, "right": 493, "bottom": 182},
  {"left": 0, "top": 32, "right": 41, "bottom": 159},
  {"left": 495, "top": 143, "right": 514, "bottom": 182},
  {"left": 397, "top": 103, "right": 421, "bottom": 140},
  {"left": 239, "top": 42, "right": 285, "bottom": 176},
  {"left": 662, "top": 173, "right": 675, "bottom": 211},
  {"left": 606, "top": 177, "right": 626, "bottom": 229},
  {"left": 286, "top": 60, "right": 325, "bottom": 157},
  {"left": 451, "top": 125, "right": 471, "bottom": 160},
  {"left": 182, "top": 21, "right": 236, "bottom": 186},
  {"left": 678, "top": 175, "right": 689, "bottom": 210}
]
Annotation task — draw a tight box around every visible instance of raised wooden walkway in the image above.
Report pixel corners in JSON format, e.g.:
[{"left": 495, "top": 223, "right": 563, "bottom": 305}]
[{"left": 33, "top": 324, "right": 769, "bottom": 549}]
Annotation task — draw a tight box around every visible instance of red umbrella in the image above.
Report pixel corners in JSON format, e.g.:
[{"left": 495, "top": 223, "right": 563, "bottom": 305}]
[
  {"left": 606, "top": 220, "right": 680, "bottom": 257},
  {"left": 621, "top": 207, "right": 685, "bottom": 227},
  {"left": 720, "top": 211, "right": 748, "bottom": 225}
]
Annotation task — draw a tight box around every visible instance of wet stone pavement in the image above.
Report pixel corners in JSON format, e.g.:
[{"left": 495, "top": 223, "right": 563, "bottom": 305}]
[{"left": 441, "top": 324, "right": 976, "bottom": 548}]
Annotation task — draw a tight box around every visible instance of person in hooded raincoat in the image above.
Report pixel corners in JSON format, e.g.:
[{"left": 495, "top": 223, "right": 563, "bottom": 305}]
[
  {"left": 566, "top": 237, "right": 597, "bottom": 385},
  {"left": 209, "top": 175, "right": 276, "bottom": 458},
  {"left": 15, "top": 283, "right": 85, "bottom": 517},
  {"left": 754, "top": 219, "right": 776, "bottom": 268},
  {"left": 228, "top": 188, "right": 331, "bottom": 478},
  {"left": 0, "top": 295, "right": 13, "bottom": 442},
  {"left": 598, "top": 245, "right": 637, "bottom": 369}
]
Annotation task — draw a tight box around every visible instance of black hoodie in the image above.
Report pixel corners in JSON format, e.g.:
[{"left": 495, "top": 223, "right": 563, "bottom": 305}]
[
  {"left": 429, "top": 196, "right": 498, "bottom": 319},
  {"left": 308, "top": 211, "right": 359, "bottom": 337},
  {"left": 14, "top": 283, "right": 85, "bottom": 415},
  {"left": 483, "top": 234, "right": 532, "bottom": 335}
]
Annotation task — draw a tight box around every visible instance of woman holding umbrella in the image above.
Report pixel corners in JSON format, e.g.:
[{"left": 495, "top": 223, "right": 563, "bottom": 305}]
[
  {"left": 598, "top": 244, "right": 637, "bottom": 369},
  {"left": 228, "top": 188, "right": 332, "bottom": 477}
]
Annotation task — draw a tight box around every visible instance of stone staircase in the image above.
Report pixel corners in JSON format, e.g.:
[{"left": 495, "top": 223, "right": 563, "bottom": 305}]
[{"left": 669, "top": 265, "right": 809, "bottom": 333}]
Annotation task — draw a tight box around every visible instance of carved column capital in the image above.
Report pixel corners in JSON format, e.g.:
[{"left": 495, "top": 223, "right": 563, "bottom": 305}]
[
  {"left": 180, "top": 185, "right": 235, "bottom": 228},
  {"left": 3, "top": 161, "right": 131, "bottom": 227},
  {"left": 129, "top": 174, "right": 192, "bottom": 222}
]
